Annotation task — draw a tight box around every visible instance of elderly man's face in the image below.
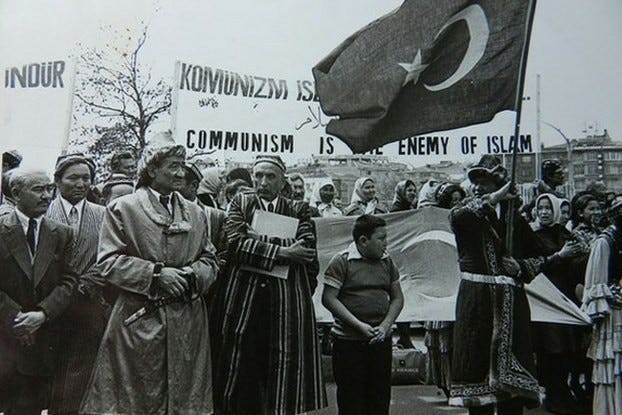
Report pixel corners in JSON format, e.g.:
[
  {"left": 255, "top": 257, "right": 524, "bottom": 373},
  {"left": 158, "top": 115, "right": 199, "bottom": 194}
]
[
  {"left": 14, "top": 174, "right": 55, "bottom": 218},
  {"left": 290, "top": 178, "right": 305, "bottom": 201},
  {"left": 149, "top": 155, "right": 186, "bottom": 195},
  {"left": 253, "top": 162, "right": 284, "bottom": 201}
]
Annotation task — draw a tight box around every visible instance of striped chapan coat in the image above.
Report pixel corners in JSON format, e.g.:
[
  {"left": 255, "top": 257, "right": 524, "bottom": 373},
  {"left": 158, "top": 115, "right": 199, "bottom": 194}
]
[
  {"left": 213, "top": 193, "right": 326, "bottom": 415},
  {"left": 45, "top": 198, "right": 109, "bottom": 414}
]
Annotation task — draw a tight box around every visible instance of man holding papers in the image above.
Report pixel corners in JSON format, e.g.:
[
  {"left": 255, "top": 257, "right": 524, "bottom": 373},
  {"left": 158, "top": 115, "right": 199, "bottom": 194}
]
[{"left": 213, "top": 155, "right": 326, "bottom": 415}]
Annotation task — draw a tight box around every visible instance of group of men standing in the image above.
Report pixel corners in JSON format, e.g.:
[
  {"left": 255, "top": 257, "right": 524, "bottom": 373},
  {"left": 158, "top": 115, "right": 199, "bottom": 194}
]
[{"left": 0, "top": 144, "right": 326, "bottom": 415}]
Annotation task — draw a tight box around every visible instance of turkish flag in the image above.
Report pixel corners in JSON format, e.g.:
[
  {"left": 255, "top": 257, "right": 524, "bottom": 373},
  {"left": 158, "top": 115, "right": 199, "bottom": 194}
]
[
  {"left": 312, "top": 208, "right": 590, "bottom": 325},
  {"left": 313, "top": 0, "right": 535, "bottom": 153}
]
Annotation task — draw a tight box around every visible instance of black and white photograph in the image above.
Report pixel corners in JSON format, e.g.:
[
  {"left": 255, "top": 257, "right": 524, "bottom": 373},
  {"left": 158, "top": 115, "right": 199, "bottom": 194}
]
[{"left": 1, "top": 0, "right": 622, "bottom": 414}]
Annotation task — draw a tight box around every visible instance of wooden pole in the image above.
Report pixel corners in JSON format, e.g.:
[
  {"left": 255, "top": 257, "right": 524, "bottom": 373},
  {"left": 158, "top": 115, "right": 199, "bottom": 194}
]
[{"left": 506, "top": 0, "right": 538, "bottom": 255}]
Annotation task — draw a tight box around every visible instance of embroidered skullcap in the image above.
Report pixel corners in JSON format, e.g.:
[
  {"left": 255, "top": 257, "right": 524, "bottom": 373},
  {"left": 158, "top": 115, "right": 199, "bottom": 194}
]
[
  {"left": 54, "top": 153, "right": 96, "bottom": 180},
  {"left": 254, "top": 154, "right": 286, "bottom": 172}
]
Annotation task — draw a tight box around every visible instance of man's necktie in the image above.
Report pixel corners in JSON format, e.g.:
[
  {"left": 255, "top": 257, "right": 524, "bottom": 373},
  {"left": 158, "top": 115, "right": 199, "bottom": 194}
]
[
  {"left": 267, "top": 203, "right": 274, "bottom": 212},
  {"left": 26, "top": 218, "right": 37, "bottom": 255},
  {"left": 68, "top": 206, "right": 79, "bottom": 228},
  {"left": 159, "top": 195, "right": 170, "bottom": 213}
]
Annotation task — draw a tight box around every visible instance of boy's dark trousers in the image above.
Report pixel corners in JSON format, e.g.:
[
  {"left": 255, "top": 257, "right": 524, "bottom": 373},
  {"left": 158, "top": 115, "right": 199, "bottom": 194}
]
[{"left": 332, "top": 337, "right": 392, "bottom": 415}]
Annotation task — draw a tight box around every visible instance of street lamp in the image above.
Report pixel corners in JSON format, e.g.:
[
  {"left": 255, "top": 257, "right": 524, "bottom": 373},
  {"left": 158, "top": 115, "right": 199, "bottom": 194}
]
[{"left": 542, "top": 121, "right": 574, "bottom": 195}]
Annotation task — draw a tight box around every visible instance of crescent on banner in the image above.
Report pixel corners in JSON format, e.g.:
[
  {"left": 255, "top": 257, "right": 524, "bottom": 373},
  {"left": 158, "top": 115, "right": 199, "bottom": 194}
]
[
  {"left": 401, "top": 230, "right": 456, "bottom": 251},
  {"left": 424, "top": 4, "right": 490, "bottom": 92},
  {"left": 313, "top": 209, "right": 591, "bottom": 324}
]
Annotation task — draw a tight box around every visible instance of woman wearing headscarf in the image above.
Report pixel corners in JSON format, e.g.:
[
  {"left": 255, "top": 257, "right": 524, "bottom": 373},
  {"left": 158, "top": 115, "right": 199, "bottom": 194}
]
[
  {"left": 389, "top": 179, "right": 417, "bottom": 212},
  {"left": 197, "top": 166, "right": 223, "bottom": 209},
  {"left": 343, "top": 177, "right": 387, "bottom": 216},
  {"left": 417, "top": 179, "right": 440, "bottom": 208},
  {"left": 530, "top": 194, "right": 584, "bottom": 413},
  {"left": 309, "top": 178, "right": 342, "bottom": 217}
]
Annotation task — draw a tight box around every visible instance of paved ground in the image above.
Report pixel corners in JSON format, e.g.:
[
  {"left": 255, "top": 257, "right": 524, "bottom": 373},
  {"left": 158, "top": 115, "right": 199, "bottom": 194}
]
[
  {"left": 315, "top": 372, "right": 556, "bottom": 415},
  {"left": 29, "top": 383, "right": 558, "bottom": 415}
]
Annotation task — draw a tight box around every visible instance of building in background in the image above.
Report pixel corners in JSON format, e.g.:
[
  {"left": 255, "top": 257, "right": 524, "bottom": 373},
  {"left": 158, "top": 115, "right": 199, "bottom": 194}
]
[{"left": 500, "top": 129, "right": 622, "bottom": 203}]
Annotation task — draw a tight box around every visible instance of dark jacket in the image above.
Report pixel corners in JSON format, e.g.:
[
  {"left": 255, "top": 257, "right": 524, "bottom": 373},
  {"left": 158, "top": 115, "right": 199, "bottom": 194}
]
[{"left": 0, "top": 212, "right": 76, "bottom": 379}]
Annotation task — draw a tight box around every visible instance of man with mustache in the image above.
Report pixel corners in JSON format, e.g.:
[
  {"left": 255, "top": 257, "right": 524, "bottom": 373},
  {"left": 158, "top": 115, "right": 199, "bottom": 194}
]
[{"left": 213, "top": 155, "right": 326, "bottom": 415}]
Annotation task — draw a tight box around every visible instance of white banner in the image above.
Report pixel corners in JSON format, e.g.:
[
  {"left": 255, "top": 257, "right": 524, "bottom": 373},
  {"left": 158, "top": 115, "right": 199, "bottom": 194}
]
[
  {"left": 171, "top": 61, "right": 536, "bottom": 164},
  {"left": 0, "top": 59, "right": 75, "bottom": 171}
]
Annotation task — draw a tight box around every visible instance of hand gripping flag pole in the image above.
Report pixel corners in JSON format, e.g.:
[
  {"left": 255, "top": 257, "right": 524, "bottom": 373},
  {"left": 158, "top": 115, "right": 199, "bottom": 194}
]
[{"left": 505, "top": 0, "right": 538, "bottom": 255}]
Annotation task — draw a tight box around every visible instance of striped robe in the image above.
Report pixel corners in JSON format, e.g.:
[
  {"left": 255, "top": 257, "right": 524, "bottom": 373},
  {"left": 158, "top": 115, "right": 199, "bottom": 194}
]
[
  {"left": 45, "top": 198, "right": 109, "bottom": 413},
  {"left": 213, "top": 193, "right": 326, "bottom": 415}
]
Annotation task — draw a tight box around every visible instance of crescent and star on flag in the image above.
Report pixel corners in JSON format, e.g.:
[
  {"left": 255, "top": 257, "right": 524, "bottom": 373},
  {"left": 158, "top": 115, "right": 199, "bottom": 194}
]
[{"left": 398, "top": 4, "right": 490, "bottom": 91}]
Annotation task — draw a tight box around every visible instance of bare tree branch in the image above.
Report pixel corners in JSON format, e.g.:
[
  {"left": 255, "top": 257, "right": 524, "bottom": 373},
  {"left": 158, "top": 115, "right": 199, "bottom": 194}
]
[{"left": 71, "top": 24, "right": 171, "bottom": 180}]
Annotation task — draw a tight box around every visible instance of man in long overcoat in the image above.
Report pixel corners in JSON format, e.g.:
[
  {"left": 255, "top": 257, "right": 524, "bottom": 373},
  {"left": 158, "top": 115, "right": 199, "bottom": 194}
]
[
  {"left": 0, "top": 169, "right": 76, "bottom": 414},
  {"left": 213, "top": 155, "right": 326, "bottom": 415},
  {"left": 81, "top": 144, "right": 218, "bottom": 415}
]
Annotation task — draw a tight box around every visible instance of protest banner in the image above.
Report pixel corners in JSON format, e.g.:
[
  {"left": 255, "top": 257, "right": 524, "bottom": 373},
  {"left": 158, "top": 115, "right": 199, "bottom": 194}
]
[
  {"left": 171, "top": 60, "right": 537, "bottom": 166},
  {"left": 0, "top": 59, "right": 76, "bottom": 171}
]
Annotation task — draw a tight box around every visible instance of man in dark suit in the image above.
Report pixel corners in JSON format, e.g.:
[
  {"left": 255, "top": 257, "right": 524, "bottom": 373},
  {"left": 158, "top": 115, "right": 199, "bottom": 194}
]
[{"left": 0, "top": 169, "right": 76, "bottom": 415}]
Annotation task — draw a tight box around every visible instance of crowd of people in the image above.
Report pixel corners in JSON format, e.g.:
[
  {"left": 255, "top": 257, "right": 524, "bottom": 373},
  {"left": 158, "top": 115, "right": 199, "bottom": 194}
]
[{"left": 0, "top": 143, "right": 621, "bottom": 415}]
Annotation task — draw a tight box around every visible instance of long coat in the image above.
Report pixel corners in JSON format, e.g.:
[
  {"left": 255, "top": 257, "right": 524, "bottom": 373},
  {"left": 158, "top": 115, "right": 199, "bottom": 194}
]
[
  {"left": 449, "top": 198, "right": 545, "bottom": 409},
  {"left": 0, "top": 213, "right": 76, "bottom": 385},
  {"left": 212, "top": 193, "right": 326, "bottom": 415},
  {"left": 80, "top": 188, "right": 218, "bottom": 415},
  {"left": 45, "top": 198, "right": 109, "bottom": 413}
]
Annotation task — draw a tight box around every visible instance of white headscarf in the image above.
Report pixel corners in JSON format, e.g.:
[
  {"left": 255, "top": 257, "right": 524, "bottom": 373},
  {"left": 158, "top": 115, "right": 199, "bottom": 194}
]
[
  {"left": 417, "top": 179, "right": 440, "bottom": 208},
  {"left": 197, "top": 167, "right": 222, "bottom": 196},
  {"left": 309, "top": 177, "right": 342, "bottom": 216},
  {"left": 350, "top": 176, "right": 377, "bottom": 214},
  {"left": 531, "top": 193, "right": 562, "bottom": 231}
]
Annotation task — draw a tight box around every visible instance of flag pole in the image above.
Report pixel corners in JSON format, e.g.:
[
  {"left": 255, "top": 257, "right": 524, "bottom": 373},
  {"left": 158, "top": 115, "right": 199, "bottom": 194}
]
[{"left": 506, "top": 0, "right": 538, "bottom": 255}]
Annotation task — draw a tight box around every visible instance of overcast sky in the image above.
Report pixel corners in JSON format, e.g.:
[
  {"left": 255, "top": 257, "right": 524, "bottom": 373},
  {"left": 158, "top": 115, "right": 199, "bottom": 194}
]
[{"left": 1, "top": 0, "right": 621, "bottom": 171}]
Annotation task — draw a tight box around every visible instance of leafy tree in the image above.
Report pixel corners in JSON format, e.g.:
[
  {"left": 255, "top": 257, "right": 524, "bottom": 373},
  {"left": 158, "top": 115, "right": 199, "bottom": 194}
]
[{"left": 69, "top": 26, "right": 170, "bottom": 180}]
